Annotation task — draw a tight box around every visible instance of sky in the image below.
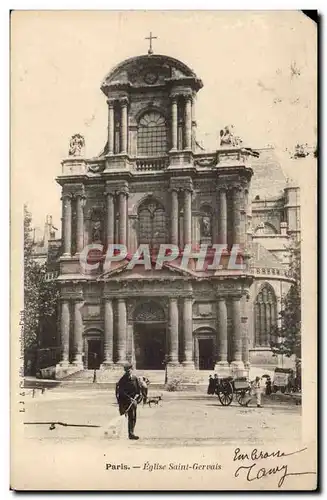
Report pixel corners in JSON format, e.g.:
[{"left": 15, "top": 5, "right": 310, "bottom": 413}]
[{"left": 11, "top": 10, "right": 317, "bottom": 238}]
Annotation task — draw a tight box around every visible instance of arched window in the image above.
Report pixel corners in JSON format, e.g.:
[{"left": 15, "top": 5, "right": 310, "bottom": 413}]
[
  {"left": 254, "top": 283, "right": 278, "bottom": 346},
  {"left": 199, "top": 205, "right": 213, "bottom": 243},
  {"left": 138, "top": 198, "right": 167, "bottom": 249},
  {"left": 137, "top": 112, "right": 167, "bottom": 156}
]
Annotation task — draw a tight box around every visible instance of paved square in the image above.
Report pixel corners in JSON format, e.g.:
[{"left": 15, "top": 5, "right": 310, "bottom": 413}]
[{"left": 23, "top": 388, "right": 301, "bottom": 448}]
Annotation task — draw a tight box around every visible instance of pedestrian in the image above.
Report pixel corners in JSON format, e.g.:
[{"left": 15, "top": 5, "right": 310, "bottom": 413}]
[
  {"left": 253, "top": 376, "right": 263, "bottom": 407},
  {"left": 245, "top": 376, "right": 263, "bottom": 408},
  {"left": 207, "top": 375, "right": 215, "bottom": 395},
  {"left": 213, "top": 373, "right": 219, "bottom": 391},
  {"left": 265, "top": 376, "right": 272, "bottom": 396},
  {"left": 116, "top": 362, "right": 142, "bottom": 440}
]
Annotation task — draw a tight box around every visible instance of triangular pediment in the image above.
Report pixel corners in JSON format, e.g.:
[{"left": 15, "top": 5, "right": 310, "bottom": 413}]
[{"left": 98, "top": 259, "right": 196, "bottom": 281}]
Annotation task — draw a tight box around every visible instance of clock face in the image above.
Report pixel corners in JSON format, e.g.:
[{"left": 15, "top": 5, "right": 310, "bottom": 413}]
[{"left": 144, "top": 71, "right": 158, "bottom": 85}]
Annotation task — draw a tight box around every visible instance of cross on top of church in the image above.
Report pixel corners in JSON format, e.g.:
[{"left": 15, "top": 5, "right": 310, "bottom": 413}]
[{"left": 145, "top": 32, "right": 157, "bottom": 55}]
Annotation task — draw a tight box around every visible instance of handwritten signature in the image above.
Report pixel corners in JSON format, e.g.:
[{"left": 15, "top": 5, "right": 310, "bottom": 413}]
[{"left": 233, "top": 447, "right": 315, "bottom": 488}]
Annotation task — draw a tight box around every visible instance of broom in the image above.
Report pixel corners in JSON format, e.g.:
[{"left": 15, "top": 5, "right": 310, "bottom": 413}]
[{"left": 103, "top": 395, "right": 138, "bottom": 439}]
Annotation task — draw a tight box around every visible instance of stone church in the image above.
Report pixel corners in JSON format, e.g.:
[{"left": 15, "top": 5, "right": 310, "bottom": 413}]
[{"left": 54, "top": 48, "right": 300, "bottom": 380}]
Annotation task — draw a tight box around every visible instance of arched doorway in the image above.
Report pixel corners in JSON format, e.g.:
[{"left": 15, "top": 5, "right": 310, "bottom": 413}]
[
  {"left": 133, "top": 300, "right": 166, "bottom": 370},
  {"left": 83, "top": 329, "right": 103, "bottom": 369},
  {"left": 194, "top": 328, "right": 216, "bottom": 370}
]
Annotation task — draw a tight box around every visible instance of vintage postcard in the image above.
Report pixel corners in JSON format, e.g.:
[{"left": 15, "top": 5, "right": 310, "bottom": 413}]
[{"left": 10, "top": 10, "right": 317, "bottom": 491}]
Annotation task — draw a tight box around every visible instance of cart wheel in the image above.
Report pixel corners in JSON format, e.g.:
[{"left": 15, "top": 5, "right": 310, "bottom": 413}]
[
  {"left": 218, "top": 381, "right": 233, "bottom": 406},
  {"left": 236, "top": 390, "right": 247, "bottom": 405}
]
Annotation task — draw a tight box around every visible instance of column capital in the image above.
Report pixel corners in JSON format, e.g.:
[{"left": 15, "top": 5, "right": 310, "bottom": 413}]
[
  {"left": 119, "top": 96, "right": 129, "bottom": 107},
  {"left": 230, "top": 293, "right": 243, "bottom": 301},
  {"left": 73, "top": 297, "right": 85, "bottom": 304},
  {"left": 104, "top": 185, "right": 116, "bottom": 196},
  {"left": 117, "top": 186, "right": 129, "bottom": 197},
  {"left": 231, "top": 183, "right": 244, "bottom": 192},
  {"left": 170, "top": 89, "right": 193, "bottom": 100},
  {"left": 106, "top": 98, "right": 116, "bottom": 107},
  {"left": 61, "top": 192, "right": 73, "bottom": 201},
  {"left": 62, "top": 183, "right": 85, "bottom": 198},
  {"left": 105, "top": 180, "right": 129, "bottom": 196},
  {"left": 75, "top": 192, "right": 86, "bottom": 199},
  {"left": 170, "top": 176, "right": 193, "bottom": 192},
  {"left": 216, "top": 184, "right": 229, "bottom": 192}
]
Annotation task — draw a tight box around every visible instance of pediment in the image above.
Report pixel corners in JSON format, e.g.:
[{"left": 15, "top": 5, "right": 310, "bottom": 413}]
[
  {"left": 98, "top": 259, "right": 195, "bottom": 281},
  {"left": 101, "top": 55, "right": 202, "bottom": 95}
]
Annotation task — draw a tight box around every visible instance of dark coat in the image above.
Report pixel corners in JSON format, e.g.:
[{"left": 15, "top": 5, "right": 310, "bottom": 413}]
[{"left": 116, "top": 373, "right": 142, "bottom": 414}]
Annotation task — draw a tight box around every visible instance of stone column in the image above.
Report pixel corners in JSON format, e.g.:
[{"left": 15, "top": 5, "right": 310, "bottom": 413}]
[
  {"left": 120, "top": 98, "right": 128, "bottom": 154},
  {"left": 241, "top": 296, "right": 250, "bottom": 369},
  {"left": 117, "top": 299, "right": 127, "bottom": 364},
  {"left": 168, "top": 298, "right": 179, "bottom": 365},
  {"left": 171, "top": 189, "right": 179, "bottom": 246},
  {"left": 230, "top": 296, "right": 244, "bottom": 369},
  {"left": 72, "top": 300, "right": 84, "bottom": 366},
  {"left": 108, "top": 99, "right": 115, "bottom": 155},
  {"left": 62, "top": 193, "right": 72, "bottom": 256},
  {"left": 119, "top": 188, "right": 128, "bottom": 246},
  {"left": 232, "top": 187, "right": 241, "bottom": 245},
  {"left": 171, "top": 96, "right": 178, "bottom": 150},
  {"left": 185, "top": 95, "right": 192, "bottom": 150},
  {"left": 75, "top": 194, "right": 85, "bottom": 254},
  {"left": 215, "top": 298, "right": 228, "bottom": 369},
  {"left": 183, "top": 297, "right": 194, "bottom": 366},
  {"left": 60, "top": 300, "right": 70, "bottom": 365},
  {"left": 183, "top": 188, "right": 192, "bottom": 246},
  {"left": 102, "top": 298, "right": 114, "bottom": 365},
  {"left": 239, "top": 186, "right": 247, "bottom": 249},
  {"left": 106, "top": 191, "right": 115, "bottom": 246},
  {"left": 191, "top": 93, "right": 196, "bottom": 150},
  {"left": 218, "top": 187, "right": 228, "bottom": 245}
]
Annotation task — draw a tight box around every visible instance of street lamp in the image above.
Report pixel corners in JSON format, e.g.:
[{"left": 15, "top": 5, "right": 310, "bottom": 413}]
[{"left": 162, "top": 354, "right": 169, "bottom": 385}]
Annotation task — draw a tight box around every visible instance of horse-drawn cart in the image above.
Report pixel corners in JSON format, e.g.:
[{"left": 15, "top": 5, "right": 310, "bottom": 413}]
[{"left": 214, "top": 375, "right": 251, "bottom": 406}]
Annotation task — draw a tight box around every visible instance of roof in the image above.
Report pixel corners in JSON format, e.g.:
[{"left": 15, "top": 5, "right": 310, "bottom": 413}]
[
  {"left": 250, "top": 148, "right": 287, "bottom": 200},
  {"left": 100, "top": 54, "right": 203, "bottom": 96},
  {"left": 250, "top": 242, "right": 284, "bottom": 269},
  {"left": 102, "top": 54, "right": 198, "bottom": 83}
]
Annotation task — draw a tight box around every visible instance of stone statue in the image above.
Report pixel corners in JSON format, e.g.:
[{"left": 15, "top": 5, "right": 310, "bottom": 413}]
[
  {"left": 220, "top": 125, "right": 243, "bottom": 147},
  {"left": 69, "top": 133, "right": 85, "bottom": 156},
  {"left": 92, "top": 221, "right": 102, "bottom": 242},
  {"left": 201, "top": 216, "right": 212, "bottom": 237}
]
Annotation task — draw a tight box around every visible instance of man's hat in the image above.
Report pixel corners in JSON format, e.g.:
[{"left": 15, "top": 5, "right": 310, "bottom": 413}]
[{"left": 123, "top": 362, "right": 133, "bottom": 370}]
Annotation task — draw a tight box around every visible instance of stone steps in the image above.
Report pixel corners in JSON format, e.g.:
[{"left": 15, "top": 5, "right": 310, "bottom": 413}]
[{"left": 60, "top": 368, "right": 215, "bottom": 386}]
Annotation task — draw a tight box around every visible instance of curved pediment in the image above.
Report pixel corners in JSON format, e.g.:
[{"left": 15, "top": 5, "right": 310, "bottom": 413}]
[{"left": 101, "top": 54, "right": 202, "bottom": 94}]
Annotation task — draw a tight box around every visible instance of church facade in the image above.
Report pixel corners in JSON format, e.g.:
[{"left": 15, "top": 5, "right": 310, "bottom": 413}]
[{"left": 55, "top": 50, "right": 299, "bottom": 380}]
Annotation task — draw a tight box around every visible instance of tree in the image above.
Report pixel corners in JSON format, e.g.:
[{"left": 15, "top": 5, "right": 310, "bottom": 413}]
[
  {"left": 23, "top": 206, "right": 59, "bottom": 375},
  {"left": 23, "top": 206, "right": 42, "bottom": 372},
  {"left": 270, "top": 241, "right": 301, "bottom": 384}
]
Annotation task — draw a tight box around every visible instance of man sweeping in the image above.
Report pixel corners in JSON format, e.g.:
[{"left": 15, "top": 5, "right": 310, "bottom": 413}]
[{"left": 115, "top": 363, "right": 142, "bottom": 440}]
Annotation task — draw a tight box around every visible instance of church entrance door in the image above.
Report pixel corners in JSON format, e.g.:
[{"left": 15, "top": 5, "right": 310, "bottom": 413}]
[
  {"left": 87, "top": 339, "right": 102, "bottom": 370},
  {"left": 198, "top": 338, "right": 215, "bottom": 370},
  {"left": 134, "top": 323, "right": 166, "bottom": 370},
  {"left": 133, "top": 300, "right": 167, "bottom": 370}
]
